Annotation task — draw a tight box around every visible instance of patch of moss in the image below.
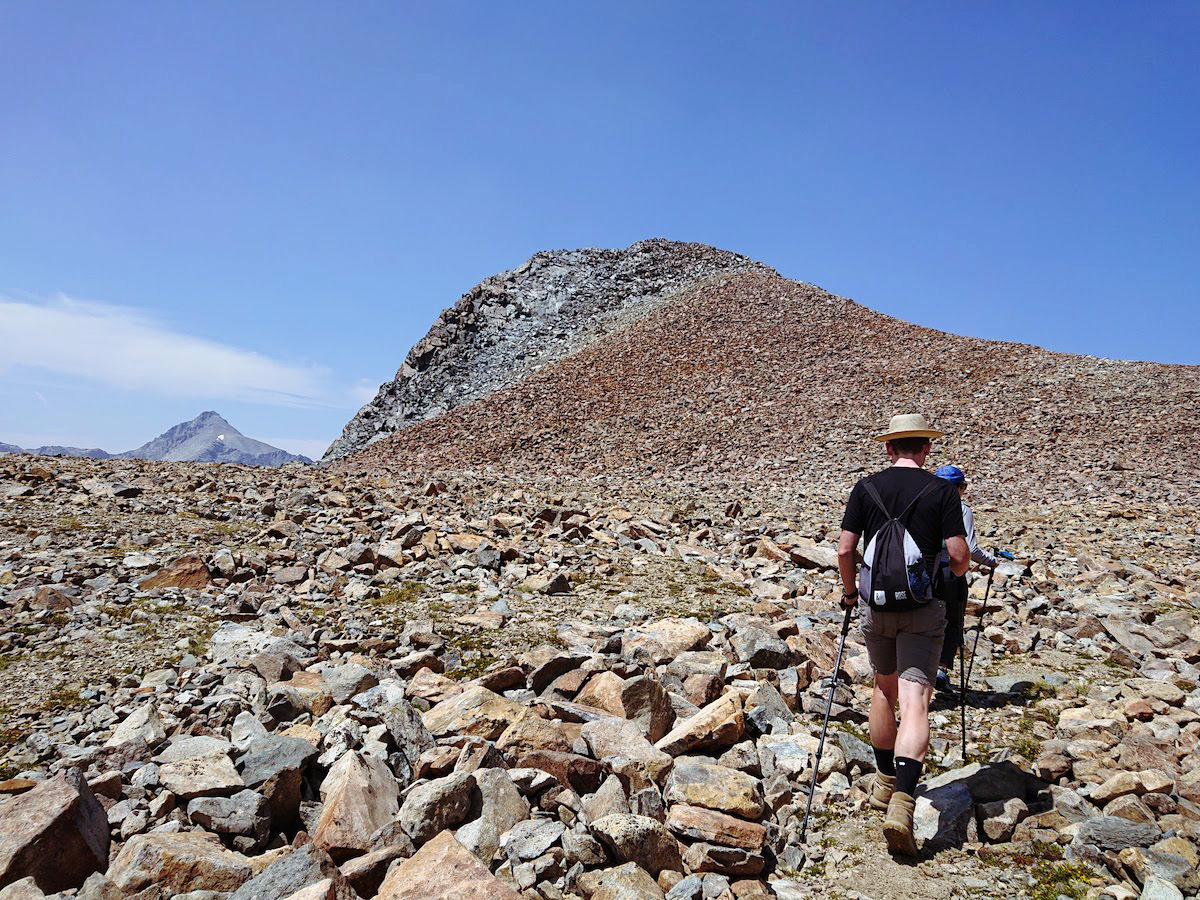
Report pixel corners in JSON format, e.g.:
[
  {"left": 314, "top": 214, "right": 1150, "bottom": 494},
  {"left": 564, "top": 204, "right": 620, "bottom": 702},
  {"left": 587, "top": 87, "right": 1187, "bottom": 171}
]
[
  {"left": 41, "top": 686, "right": 85, "bottom": 711},
  {"left": 370, "top": 581, "right": 428, "bottom": 607},
  {"left": 447, "top": 654, "right": 500, "bottom": 681}
]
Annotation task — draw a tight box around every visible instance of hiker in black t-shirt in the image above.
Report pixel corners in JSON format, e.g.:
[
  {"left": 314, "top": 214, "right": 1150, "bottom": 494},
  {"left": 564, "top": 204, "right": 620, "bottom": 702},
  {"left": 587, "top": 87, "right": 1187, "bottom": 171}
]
[{"left": 837, "top": 413, "right": 968, "bottom": 856}]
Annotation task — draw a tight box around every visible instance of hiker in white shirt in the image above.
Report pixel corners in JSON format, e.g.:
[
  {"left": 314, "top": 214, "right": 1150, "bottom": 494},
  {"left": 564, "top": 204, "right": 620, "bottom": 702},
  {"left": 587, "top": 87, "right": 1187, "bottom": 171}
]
[{"left": 933, "top": 465, "right": 997, "bottom": 692}]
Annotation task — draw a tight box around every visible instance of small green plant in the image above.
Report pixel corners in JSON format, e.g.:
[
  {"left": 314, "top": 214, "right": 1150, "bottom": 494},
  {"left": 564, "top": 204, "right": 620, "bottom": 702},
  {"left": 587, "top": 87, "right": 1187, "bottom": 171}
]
[
  {"left": 1029, "top": 860, "right": 1092, "bottom": 900},
  {"left": 1020, "top": 681, "right": 1057, "bottom": 702},
  {"left": 186, "top": 620, "right": 217, "bottom": 656},
  {"left": 41, "top": 686, "right": 85, "bottom": 711},
  {"left": 54, "top": 515, "right": 84, "bottom": 533},
  {"left": 370, "top": 582, "right": 428, "bottom": 606}
]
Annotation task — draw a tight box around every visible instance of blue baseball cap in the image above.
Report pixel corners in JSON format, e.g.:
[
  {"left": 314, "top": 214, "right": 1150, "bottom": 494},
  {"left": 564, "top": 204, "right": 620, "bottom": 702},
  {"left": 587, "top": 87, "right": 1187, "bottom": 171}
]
[{"left": 935, "top": 465, "right": 966, "bottom": 485}]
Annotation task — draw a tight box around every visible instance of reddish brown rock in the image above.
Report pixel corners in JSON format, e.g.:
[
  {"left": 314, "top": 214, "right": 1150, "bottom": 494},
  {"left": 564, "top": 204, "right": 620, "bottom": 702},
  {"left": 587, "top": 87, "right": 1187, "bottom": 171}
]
[
  {"left": 107, "top": 832, "right": 251, "bottom": 897},
  {"left": 0, "top": 771, "right": 109, "bottom": 893},
  {"left": 654, "top": 693, "right": 744, "bottom": 756},
  {"left": 313, "top": 751, "right": 400, "bottom": 862},
  {"left": 665, "top": 804, "right": 766, "bottom": 851},
  {"left": 376, "top": 830, "right": 521, "bottom": 900},
  {"left": 139, "top": 554, "right": 212, "bottom": 590}
]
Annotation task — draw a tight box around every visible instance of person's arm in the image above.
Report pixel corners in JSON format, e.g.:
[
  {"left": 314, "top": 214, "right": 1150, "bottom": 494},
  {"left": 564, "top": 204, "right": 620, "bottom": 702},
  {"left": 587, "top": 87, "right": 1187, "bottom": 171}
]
[
  {"left": 837, "top": 482, "right": 865, "bottom": 607},
  {"left": 942, "top": 485, "right": 968, "bottom": 577},
  {"left": 962, "top": 504, "right": 997, "bottom": 568},
  {"left": 947, "top": 535, "right": 969, "bottom": 577},
  {"left": 838, "top": 529, "right": 860, "bottom": 606}
]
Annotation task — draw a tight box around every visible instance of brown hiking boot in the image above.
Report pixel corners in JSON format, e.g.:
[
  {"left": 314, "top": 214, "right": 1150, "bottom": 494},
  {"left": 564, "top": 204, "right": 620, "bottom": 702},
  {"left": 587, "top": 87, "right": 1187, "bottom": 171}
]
[
  {"left": 869, "top": 772, "right": 895, "bottom": 810},
  {"left": 883, "top": 791, "right": 919, "bottom": 856}
]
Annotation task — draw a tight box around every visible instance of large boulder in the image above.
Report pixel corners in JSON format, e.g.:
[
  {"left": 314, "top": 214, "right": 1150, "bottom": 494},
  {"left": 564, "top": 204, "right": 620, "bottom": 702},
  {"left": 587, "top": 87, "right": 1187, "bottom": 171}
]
[
  {"left": 577, "top": 862, "right": 665, "bottom": 900},
  {"left": 187, "top": 790, "right": 271, "bottom": 851},
  {"left": 229, "top": 844, "right": 340, "bottom": 900},
  {"left": 238, "top": 736, "right": 319, "bottom": 824},
  {"left": 663, "top": 758, "right": 763, "bottom": 819},
  {"left": 581, "top": 718, "right": 674, "bottom": 787},
  {"left": 104, "top": 704, "right": 166, "bottom": 749},
  {"left": 313, "top": 751, "right": 401, "bottom": 861},
  {"left": 664, "top": 804, "right": 765, "bottom": 851},
  {"left": 399, "top": 773, "right": 477, "bottom": 846},
  {"left": 454, "top": 768, "right": 529, "bottom": 863},
  {"left": 589, "top": 814, "right": 683, "bottom": 876},
  {"left": 422, "top": 686, "right": 525, "bottom": 741},
  {"left": 107, "top": 832, "right": 251, "bottom": 898},
  {"left": 654, "top": 693, "right": 744, "bottom": 757},
  {"left": 0, "top": 771, "right": 109, "bottom": 893},
  {"left": 376, "top": 831, "right": 521, "bottom": 899},
  {"left": 159, "top": 749, "right": 244, "bottom": 801},
  {"left": 139, "top": 554, "right": 212, "bottom": 590}
]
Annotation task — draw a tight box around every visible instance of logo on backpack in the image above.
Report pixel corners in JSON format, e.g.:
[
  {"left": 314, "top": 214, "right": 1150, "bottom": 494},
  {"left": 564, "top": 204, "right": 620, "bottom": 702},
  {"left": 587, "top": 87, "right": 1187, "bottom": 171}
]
[{"left": 858, "top": 479, "right": 937, "bottom": 610}]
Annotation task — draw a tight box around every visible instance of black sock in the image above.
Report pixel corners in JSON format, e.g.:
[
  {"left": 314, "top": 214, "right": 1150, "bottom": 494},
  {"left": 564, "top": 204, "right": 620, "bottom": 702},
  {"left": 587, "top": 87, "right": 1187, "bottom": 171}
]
[
  {"left": 873, "top": 747, "right": 895, "bottom": 776},
  {"left": 894, "top": 756, "right": 923, "bottom": 796}
]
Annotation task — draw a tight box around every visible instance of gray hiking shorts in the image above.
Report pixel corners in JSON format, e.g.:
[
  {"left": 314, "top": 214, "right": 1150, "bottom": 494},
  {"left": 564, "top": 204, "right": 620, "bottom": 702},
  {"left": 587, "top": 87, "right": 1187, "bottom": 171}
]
[{"left": 859, "top": 598, "right": 947, "bottom": 686}]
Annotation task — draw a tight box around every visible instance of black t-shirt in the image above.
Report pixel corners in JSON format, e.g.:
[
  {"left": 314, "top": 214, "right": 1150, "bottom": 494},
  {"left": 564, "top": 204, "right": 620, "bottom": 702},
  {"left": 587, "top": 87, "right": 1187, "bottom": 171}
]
[{"left": 841, "top": 467, "right": 966, "bottom": 573}]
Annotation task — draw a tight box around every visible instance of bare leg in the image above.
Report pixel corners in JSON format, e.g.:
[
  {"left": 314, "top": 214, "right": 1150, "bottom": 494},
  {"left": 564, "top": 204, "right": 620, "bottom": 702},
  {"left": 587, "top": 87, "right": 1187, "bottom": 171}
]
[
  {"left": 869, "top": 672, "right": 900, "bottom": 750},
  {"left": 895, "top": 677, "right": 934, "bottom": 761}
]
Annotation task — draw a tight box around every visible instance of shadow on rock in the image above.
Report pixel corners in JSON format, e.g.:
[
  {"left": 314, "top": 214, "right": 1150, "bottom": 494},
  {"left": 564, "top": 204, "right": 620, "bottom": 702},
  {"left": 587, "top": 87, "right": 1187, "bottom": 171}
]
[{"left": 914, "top": 760, "right": 1050, "bottom": 853}]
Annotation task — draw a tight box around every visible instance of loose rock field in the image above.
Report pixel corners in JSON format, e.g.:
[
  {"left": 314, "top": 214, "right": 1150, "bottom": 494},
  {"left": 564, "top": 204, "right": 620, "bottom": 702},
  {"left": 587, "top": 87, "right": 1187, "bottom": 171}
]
[{"left": 1, "top": 455, "right": 1197, "bottom": 900}]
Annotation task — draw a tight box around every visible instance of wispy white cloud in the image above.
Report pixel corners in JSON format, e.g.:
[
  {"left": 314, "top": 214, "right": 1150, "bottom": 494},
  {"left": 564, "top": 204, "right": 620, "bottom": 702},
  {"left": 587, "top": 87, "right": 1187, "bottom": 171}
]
[
  {"left": 347, "top": 379, "right": 382, "bottom": 406},
  {"left": 0, "top": 295, "right": 331, "bottom": 407}
]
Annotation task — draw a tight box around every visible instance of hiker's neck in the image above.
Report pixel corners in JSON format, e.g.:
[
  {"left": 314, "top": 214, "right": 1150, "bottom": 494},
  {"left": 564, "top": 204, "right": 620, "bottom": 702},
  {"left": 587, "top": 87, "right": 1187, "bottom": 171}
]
[{"left": 891, "top": 457, "right": 924, "bottom": 469}]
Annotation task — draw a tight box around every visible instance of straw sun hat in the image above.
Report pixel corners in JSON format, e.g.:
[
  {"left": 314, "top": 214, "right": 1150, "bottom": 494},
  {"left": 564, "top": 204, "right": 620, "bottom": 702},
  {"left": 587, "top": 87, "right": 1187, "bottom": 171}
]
[{"left": 873, "top": 413, "right": 945, "bottom": 442}]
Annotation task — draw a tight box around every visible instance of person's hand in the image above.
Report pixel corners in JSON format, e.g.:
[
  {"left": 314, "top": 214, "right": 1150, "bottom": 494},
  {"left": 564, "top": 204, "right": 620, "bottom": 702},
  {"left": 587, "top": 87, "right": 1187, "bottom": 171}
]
[{"left": 840, "top": 588, "right": 858, "bottom": 608}]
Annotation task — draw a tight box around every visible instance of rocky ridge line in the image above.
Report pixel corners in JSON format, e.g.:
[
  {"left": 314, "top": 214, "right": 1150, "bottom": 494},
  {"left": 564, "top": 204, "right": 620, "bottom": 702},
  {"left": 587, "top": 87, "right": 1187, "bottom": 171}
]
[{"left": 322, "top": 240, "right": 773, "bottom": 461}]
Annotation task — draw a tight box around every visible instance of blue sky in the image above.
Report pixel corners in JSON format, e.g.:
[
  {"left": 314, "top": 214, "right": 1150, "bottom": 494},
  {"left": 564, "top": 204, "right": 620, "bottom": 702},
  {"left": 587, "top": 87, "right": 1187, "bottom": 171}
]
[{"left": 2, "top": 1, "right": 1196, "bottom": 457}]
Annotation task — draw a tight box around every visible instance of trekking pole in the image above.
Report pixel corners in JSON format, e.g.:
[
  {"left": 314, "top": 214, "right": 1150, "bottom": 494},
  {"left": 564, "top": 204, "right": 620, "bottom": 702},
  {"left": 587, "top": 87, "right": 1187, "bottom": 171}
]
[
  {"left": 799, "top": 603, "right": 854, "bottom": 844},
  {"left": 959, "top": 624, "right": 968, "bottom": 761},
  {"left": 964, "top": 566, "right": 995, "bottom": 688}
]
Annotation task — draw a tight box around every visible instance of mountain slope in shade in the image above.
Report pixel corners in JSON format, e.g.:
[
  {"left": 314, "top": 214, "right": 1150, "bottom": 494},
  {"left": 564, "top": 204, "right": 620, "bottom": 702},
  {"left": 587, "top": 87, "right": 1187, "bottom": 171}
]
[
  {"left": 117, "top": 412, "right": 311, "bottom": 466},
  {"left": 32, "top": 446, "right": 112, "bottom": 458},
  {"left": 340, "top": 258, "right": 1200, "bottom": 507},
  {"left": 0, "top": 443, "right": 112, "bottom": 458}
]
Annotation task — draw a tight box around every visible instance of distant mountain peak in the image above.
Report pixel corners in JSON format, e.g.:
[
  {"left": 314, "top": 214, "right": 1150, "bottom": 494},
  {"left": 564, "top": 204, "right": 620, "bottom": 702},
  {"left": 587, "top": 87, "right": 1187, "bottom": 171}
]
[
  {"left": 118, "top": 412, "right": 311, "bottom": 466},
  {"left": 2, "top": 412, "right": 311, "bottom": 467}
]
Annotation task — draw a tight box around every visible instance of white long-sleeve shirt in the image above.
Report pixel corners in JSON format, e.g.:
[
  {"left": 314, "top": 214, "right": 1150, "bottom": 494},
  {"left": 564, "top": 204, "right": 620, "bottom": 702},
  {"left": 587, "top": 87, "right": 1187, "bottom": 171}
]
[
  {"left": 962, "top": 502, "right": 997, "bottom": 568},
  {"left": 939, "top": 500, "right": 997, "bottom": 570}
]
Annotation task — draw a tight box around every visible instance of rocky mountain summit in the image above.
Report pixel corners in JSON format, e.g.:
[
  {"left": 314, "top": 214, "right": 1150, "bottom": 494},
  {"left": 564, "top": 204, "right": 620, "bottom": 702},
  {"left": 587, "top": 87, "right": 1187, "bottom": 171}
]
[
  {"left": 1, "top": 453, "right": 1197, "bottom": 900},
  {"left": 341, "top": 263, "right": 1199, "bottom": 509},
  {"left": 322, "top": 240, "right": 772, "bottom": 461},
  {"left": 1, "top": 413, "right": 310, "bottom": 467}
]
